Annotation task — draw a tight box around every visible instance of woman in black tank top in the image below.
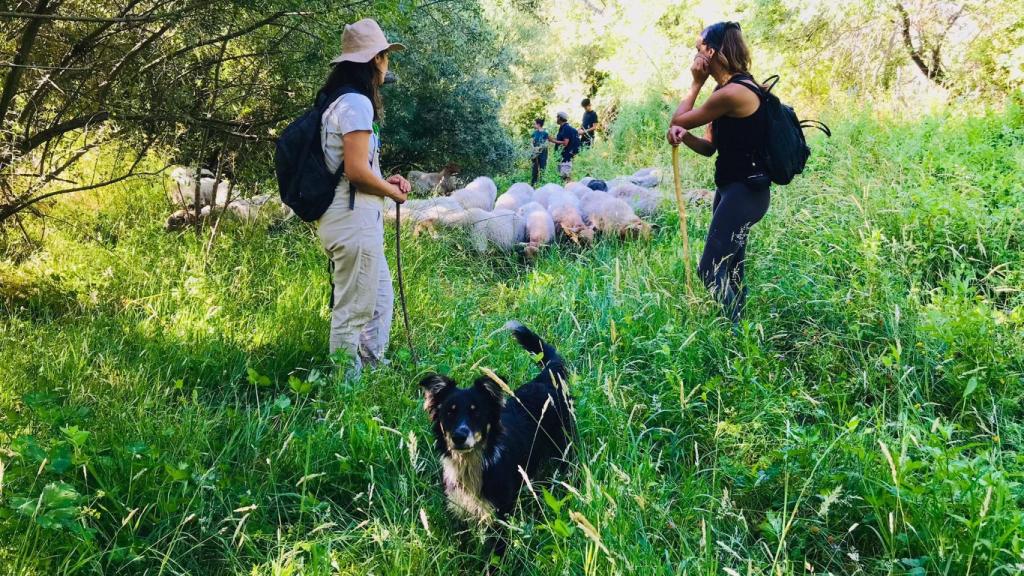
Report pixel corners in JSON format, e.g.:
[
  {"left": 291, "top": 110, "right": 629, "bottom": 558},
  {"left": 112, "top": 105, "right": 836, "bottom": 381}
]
[{"left": 666, "top": 21, "right": 770, "bottom": 329}]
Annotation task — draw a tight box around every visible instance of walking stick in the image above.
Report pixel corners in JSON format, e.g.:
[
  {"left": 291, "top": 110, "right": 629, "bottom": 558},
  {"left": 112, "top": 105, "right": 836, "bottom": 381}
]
[
  {"left": 671, "top": 145, "right": 694, "bottom": 293},
  {"left": 394, "top": 202, "right": 418, "bottom": 365}
]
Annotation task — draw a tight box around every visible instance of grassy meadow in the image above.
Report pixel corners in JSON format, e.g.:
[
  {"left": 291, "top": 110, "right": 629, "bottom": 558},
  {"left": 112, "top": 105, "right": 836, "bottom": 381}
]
[{"left": 2, "top": 98, "right": 1023, "bottom": 575}]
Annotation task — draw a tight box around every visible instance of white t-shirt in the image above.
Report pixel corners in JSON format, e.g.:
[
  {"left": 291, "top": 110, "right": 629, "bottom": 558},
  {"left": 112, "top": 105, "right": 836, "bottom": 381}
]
[{"left": 321, "top": 93, "right": 382, "bottom": 198}]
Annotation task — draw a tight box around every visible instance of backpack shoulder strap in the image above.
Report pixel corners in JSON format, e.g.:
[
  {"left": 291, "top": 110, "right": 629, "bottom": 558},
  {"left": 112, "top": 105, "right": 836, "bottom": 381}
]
[
  {"left": 316, "top": 85, "right": 361, "bottom": 113},
  {"left": 726, "top": 74, "right": 764, "bottom": 98}
]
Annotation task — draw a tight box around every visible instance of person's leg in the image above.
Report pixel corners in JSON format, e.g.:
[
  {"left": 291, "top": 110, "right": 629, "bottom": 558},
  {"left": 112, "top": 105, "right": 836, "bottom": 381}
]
[
  {"left": 729, "top": 184, "right": 770, "bottom": 321},
  {"left": 559, "top": 159, "right": 572, "bottom": 183},
  {"left": 531, "top": 157, "right": 540, "bottom": 186},
  {"left": 697, "top": 181, "right": 770, "bottom": 322},
  {"left": 359, "top": 243, "right": 394, "bottom": 366},
  {"left": 319, "top": 207, "right": 382, "bottom": 374}
]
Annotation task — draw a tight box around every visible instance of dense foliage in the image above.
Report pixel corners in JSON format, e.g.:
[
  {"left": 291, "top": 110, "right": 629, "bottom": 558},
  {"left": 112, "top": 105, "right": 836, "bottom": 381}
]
[
  {"left": 0, "top": 0, "right": 515, "bottom": 237},
  {"left": 1, "top": 0, "right": 1023, "bottom": 574}
]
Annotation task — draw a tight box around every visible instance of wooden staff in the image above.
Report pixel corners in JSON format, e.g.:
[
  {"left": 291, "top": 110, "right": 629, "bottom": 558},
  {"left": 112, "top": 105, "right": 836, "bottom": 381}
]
[{"left": 671, "top": 145, "right": 693, "bottom": 292}]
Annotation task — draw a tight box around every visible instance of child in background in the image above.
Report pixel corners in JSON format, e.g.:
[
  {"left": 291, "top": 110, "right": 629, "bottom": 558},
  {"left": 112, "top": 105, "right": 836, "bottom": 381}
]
[{"left": 531, "top": 118, "right": 549, "bottom": 186}]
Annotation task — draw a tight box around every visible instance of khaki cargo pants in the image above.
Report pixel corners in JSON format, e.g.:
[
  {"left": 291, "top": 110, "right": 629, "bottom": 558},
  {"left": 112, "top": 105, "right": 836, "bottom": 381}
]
[{"left": 317, "top": 189, "right": 393, "bottom": 374}]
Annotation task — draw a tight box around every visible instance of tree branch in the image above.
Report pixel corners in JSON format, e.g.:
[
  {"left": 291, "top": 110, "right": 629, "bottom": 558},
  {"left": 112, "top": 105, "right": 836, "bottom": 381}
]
[
  {"left": 0, "top": 139, "right": 161, "bottom": 222},
  {"left": 0, "top": 10, "right": 166, "bottom": 23},
  {"left": 139, "top": 11, "right": 291, "bottom": 74},
  {"left": 0, "top": 0, "right": 56, "bottom": 126},
  {"left": 895, "top": 2, "right": 946, "bottom": 86}
]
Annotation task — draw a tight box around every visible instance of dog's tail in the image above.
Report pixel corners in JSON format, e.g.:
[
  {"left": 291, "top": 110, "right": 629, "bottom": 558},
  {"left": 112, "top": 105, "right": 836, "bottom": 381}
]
[{"left": 505, "top": 321, "right": 567, "bottom": 384}]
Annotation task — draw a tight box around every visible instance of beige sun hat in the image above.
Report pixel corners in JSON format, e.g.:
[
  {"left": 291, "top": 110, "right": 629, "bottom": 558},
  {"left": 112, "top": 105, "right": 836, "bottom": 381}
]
[{"left": 330, "top": 18, "right": 406, "bottom": 65}]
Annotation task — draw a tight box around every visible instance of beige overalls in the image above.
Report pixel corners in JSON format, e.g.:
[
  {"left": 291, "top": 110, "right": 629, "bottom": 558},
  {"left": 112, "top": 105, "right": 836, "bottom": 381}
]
[{"left": 318, "top": 93, "right": 393, "bottom": 372}]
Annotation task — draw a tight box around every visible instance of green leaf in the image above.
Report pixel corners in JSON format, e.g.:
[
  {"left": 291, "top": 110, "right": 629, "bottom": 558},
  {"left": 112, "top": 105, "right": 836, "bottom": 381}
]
[
  {"left": 542, "top": 488, "right": 562, "bottom": 513},
  {"left": 247, "top": 367, "right": 271, "bottom": 387},
  {"left": 11, "top": 435, "right": 46, "bottom": 464},
  {"left": 272, "top": 395, "right": 292, "bottom": 413},
  {"left": 126, "top": 441, "right": 149, "bottom": 456},
  {"left": 551, "top": 518, "right": 572, "bottom": 538},
  {"left": 165, "top": 462, "right": 190, "bottom": 482},
  {"left": 47, "top": 444, "right": 73, "bottom": 475},
  {"left": 963, "top": 376, "right": 978, "bottom": 399},
  {"left": 22, "top": 391, "right": 57, "bottom": 410},
  {"left": 11, "top": 497, "right": 41, "bottom": 518},
  {"left": 61, "top": 426, "right": 90, "bottom": 450},
  {"left": 288, "top": 375, "right": 313, "bottom": 396}
]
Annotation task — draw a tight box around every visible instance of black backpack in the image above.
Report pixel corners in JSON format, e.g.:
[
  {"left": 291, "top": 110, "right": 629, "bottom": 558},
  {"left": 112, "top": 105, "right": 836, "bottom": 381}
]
[
  {"left": 732, "top": 75, "right": 831, "bottom": 186},
  {"left": 275, "top": 86, "right": 361, "bottom": 222},
  {"left": 566, "top": 125, "right": 581, "bottom": 157}
]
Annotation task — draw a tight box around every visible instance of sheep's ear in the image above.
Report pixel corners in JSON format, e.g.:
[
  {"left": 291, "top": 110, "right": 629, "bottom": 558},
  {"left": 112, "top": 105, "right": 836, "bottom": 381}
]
[
  {"left": 473, "top": 375, "right": 507, "bottom": 407},
  {"left": 419, "top": 374, "right": 455, "bottom": 413}
]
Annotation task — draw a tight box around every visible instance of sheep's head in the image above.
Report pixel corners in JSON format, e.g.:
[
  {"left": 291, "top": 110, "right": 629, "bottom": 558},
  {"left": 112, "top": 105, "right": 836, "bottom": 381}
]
[
  {"left": 165, "top": 209, "right": 195, "bottom": 232},
  {"left": 618, "top": 220, "right": 652, "bottom": 240},
  {"left": 413, "top": 220, "right": 441, "bottom": 239},
  {"left": 577, "top": 225, "right": 596, "bottom": 244},
  {"left": 524, "top": 243, "right": 542, "bottom": 260}
]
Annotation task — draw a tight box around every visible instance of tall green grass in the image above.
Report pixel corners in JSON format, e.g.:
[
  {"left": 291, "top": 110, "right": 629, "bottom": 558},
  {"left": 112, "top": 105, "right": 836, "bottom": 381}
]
[{"left": 1, "top": 97, "right": 1022, "bottom": 575}]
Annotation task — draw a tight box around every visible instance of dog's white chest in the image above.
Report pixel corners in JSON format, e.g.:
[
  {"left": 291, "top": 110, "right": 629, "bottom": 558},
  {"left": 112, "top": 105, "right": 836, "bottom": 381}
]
[{"left": 441, "top": 454, "right": 495, "bottom": 524}]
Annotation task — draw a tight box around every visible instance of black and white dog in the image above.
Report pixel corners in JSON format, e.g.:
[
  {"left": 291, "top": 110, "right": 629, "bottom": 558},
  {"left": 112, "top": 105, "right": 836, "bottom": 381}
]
[{"left": 419, "top": 321, "right": 575, "bottom": 527}]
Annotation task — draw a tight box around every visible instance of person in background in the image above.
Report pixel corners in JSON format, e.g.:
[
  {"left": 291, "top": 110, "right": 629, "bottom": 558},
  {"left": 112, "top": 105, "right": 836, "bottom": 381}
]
[
  {"left": 530, "top": 117, "right": 549, "bottom": 186},
  {"left": 318, "top": 18, "right": 410, "bottom": 375},
  {"left": 579, "top": 98, "right": 599, "bottom": 147},
  {"left": 666, "top": 21, "right": 767, "bottom": 330},
  {"left": 549, "top": 111, "right": 580, "bottom": 183}
]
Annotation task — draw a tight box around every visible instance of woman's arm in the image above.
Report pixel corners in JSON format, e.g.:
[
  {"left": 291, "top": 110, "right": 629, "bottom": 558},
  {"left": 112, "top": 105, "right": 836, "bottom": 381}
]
[
  {"left": 667, "top": 54, "right": 719, "bottom": 156},
  {"left": 671, "top": 89, "right": 734, "bottom": 130},
  {"left": 670, "top": 125, "right": 716, "bottom": 156},
  {"left": 342, "top": 131, "right": 407, "bottom": 203}
]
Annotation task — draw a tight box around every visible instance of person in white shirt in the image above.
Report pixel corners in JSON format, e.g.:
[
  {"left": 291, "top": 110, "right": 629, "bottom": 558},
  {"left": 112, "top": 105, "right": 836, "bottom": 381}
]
[{"left": 317, "top": 18, "right": 411, "bottom": 375}]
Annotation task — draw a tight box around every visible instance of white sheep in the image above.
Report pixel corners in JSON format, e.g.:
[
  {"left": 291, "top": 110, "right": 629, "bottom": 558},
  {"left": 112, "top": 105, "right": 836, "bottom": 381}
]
[
  {"left": 517, "top": 202, "right": 555, "bottom": 258},
  {"left": 546, "top": 188, "right": 580, "bottom": 210},
  {"left": 407, "top": 165, "right": 460, "bottom": 197},
  {"left": 494, "top": 182, "right": 534, "bottom": 211},
  {"left": 577, "top": 188, "right": 612, "bottom": 221},
  {"left": 166, "top": 166, "right": 231, "bottom": 208},
  {"left": 584, "top": 195, "right": 651, "bottom": 238},
  {"left": 451, "top": 176, "right": 498, "bottom": 211},
  {"left": 630, "top": 167, "right": 662, "bottom": 188},
  {"left": 385, "top": 196, "right": 469, "bottom": 237},
  {"left": 685, "top": 188, "right": 715, "bottom": 205},
  {"left": 610, "top": 182, "right": 664, "bottom": 218},
  {"left": 548, "top": 201, "right": 594, "bottom": 245},
  {"left": 532, "top": 183, "right": 564, "bottom": 208},
  {"left": 565, "top": 182, "right": 591, "bottom": 197},
  {"left": 467, "top": 208, "right": 526, "bottom": 253}
]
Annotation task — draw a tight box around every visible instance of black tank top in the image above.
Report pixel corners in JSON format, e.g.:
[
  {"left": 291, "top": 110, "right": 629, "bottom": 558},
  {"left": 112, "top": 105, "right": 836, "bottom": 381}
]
[{"left": 712, "top": 73, "right": 767, "bottom": 187}]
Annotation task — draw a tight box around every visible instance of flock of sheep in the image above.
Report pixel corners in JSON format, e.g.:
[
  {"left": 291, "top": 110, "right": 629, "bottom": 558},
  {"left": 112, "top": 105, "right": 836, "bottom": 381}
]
[
  {"left": 164, "top": 167, "right": 294, "bottom": 230},
  {"left": 387, "top": 168, "right": 712, "bottom": 257},
  {"left": 162, "top": 165, "right": 715, "bottom": 258}
]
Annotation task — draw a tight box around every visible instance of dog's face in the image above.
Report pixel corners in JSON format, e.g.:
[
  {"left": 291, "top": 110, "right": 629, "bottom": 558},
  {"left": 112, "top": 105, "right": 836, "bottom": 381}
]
[{"left": 420, "top": 374, "right": 504, "bottom": 454}]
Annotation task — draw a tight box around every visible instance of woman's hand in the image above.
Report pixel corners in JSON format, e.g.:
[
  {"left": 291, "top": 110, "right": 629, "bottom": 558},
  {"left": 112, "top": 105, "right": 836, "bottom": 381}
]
[
  {"left": 388, "top": 186, "right": 408, "bottom": 204},
  {"left": 387, "top": 174, "right": 411, "bottom": 194},
  {"left": 690, "top": 54, "right": 710, "bottom": 86},
  {"left": 667, "top": 125, "right": 687, "bottom": 146}
]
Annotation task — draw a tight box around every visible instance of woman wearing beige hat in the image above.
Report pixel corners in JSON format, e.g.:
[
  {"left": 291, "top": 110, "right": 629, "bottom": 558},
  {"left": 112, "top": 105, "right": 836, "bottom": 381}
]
[{"left": 317, "top": 18, "right": 410, "bottom": 375}]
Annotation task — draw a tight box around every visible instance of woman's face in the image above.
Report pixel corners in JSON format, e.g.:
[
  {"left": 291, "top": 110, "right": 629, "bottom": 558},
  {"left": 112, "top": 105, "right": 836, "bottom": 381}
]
[
  {"left": 697, "top": 35, "right": 729, "bottom": 77},
  {"left": 374, "top": 52, "right": 390, "bottom": 85}
]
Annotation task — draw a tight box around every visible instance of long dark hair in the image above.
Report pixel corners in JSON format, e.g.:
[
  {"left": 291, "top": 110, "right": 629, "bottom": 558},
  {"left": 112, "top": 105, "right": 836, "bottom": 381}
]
[
  {"left": 318, "top": 59, "right": 382, "bottom": 121},
  {"left": 718, "top": 27, "right": 751, "bottom": 75}
]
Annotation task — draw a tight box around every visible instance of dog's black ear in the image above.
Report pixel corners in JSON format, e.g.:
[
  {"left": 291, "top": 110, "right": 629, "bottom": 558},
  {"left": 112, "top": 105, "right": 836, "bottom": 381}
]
[
  {"left": 473, "top": 375, "right": 507, "bottom": 407},
  {"left": 419, "top": 374, "right": 455, "bottom": 413}
]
